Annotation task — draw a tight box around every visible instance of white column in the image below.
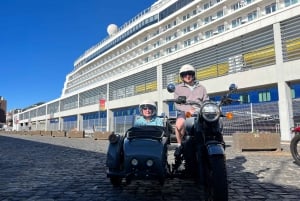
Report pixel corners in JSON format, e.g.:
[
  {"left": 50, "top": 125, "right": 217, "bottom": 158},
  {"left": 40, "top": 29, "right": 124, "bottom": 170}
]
[
  {"left": 106, "top": 83, "right": 114, "bottom": 132},
  {"left": 77, "top": 114, "right": 83, "bottom": 131},
  {"left": 274, "top": 22, "right": 294, "bottom": 141},
  {"left": 157, "top": 64, "right": 164, "bottom": 116}
]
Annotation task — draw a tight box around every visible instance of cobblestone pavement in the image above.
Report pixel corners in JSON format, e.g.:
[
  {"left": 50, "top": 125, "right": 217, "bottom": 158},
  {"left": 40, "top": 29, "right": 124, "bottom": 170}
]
[{"left": 0, "top": 133, "right": 299, "bottom": 201}]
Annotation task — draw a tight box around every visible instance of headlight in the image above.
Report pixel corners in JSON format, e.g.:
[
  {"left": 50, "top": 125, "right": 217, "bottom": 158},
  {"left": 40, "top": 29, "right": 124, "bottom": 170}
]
[
  {"left": 201, "top": 102, "right": 220, "bottom": 122},
  {"left": 108, "top": 133, "right": 119, "bottom": 144},
  {"left": 131, "top": 158, "right": 138, "bottom": 166},
  {"left": 146, "top": 159, "right": 154, "bottom": 167}
]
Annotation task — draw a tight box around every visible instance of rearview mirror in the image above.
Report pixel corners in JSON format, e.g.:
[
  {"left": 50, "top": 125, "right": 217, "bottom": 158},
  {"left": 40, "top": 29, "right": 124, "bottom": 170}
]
[
  {"left": 167, "top": 83, "right": 176, "bottom": 93},
  {"left": 229, "top": 83, "right": 238, "bottom": 92}
]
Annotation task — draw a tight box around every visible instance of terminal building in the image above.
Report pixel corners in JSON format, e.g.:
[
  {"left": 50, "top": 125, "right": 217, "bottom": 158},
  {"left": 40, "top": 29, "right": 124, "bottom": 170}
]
[{"left": 13, "top": 0, "right": 300, "bottom": 141}]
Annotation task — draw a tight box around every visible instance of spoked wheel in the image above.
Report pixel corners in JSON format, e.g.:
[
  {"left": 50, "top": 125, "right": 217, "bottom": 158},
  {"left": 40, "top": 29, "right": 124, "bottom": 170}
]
[{"left": 290, "top": 134, "right": 300, "bottom": 166}]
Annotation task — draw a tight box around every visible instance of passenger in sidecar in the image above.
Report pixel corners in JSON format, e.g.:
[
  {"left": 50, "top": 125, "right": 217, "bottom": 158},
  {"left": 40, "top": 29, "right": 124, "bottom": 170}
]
[{"left": 106, "top": 125, "right": 171, "bottom": 186}]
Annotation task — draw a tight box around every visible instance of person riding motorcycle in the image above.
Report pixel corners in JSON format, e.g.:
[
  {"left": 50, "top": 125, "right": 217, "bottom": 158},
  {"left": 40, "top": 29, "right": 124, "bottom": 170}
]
[
  {"left": 134, "top": 100, "right": 163, "bottom": 126},
  {"left": 174, "top": 64, "right": 209, "bottom": 162}
]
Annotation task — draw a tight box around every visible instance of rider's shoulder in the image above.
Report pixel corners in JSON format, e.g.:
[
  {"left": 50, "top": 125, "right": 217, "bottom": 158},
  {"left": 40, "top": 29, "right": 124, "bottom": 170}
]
[{"left": 194, "top": 81, "right": 206, "bottom": 88}]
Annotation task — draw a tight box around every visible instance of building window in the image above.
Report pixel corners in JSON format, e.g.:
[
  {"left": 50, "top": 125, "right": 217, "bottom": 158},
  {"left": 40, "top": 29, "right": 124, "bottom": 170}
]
[
  {"left": 205, "top": 30, "right": 213, "bottom": 38},
  {"left": 193, "top": 23, "right": 198, "bottom": 30},
  {"left": 217, "top": 25, "right": 225, "bottom": 33},
  {"left": 153, "top": 52, "right": 160, "bottom": 59},
  {"left": 239, "top": 94, "right": 250, "bottom": 103},
  {"left": 204, "top": 17, "right": 210, "bottom": 24},
  {"left": 153, "top": 41, "right": 160, "bottom": 48},
  {"left": 291, "top": 88, "right": 296, "bottom": 99},
  {"left": 183, "top": 13, "right": 190, "bottom": 21},
  {"left": 184, "top": 39, "right": 192, "bottom": 47},
  {"left": 166, "top": 47, "right": 172, "bottom": 54},
  {"left": 166, "top": 35, "right": 172, "bottom": 42},
  {"left": 232, "top": 17, "right": 242, "bottom": 28},
  {"left": 217, "top": 10, "right": 223, "bottom": 18},
  {"left": 183, "top": 26, "right": 191, "bottom": 33},
  {"left": 144, "top": 46, "right": 148, "bottom": 52},
  {"left": 231, "top": 2, "right": 242, "bottom": 11},
  {"left": 204, "top": 3, "right": 210, "bottom": 9},
  {"left": 248, "top": 10, "right": 257, "bottom": 21},
  {"left": 284, "top": 0, "right": 298, "bottom": 7},
  {"left": 258, "top": 91, "right": 271, "bottom": 102},
  {"left": 265, "top": 3, "right": 276, "bottom": 14}
]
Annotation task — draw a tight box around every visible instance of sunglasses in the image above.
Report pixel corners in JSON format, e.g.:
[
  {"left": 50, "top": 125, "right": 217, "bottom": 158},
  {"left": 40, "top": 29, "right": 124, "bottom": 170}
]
[
  {"left": 181, "top": 71, "right": 195, "bottom": 77},
  {"left": 142, "top": 107, "right": 153, "bottom": 111}
]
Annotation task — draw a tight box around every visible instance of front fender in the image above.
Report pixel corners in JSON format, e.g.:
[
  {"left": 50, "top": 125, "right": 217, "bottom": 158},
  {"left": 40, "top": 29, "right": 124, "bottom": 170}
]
[
  {"left": 206, "top": 142, "right": 225, "bottom": 156},
  {"left": 106, "top": 135, "right": 123, "bottom": 169}
]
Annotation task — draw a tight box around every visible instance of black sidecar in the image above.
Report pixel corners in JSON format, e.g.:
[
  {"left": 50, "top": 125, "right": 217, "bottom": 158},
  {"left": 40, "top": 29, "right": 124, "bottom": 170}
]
[{"left": 106, "top": 125, "right": 171, "bottom": 186}]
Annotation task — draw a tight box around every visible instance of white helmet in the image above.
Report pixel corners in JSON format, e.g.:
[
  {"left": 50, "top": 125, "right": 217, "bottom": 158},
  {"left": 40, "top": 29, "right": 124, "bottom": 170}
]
[
  {"left": 139, "top": 100, "right": 157, "bottom": 116},
  {"left": 179, "top": 64, "right": 196, "bottom": 79}
]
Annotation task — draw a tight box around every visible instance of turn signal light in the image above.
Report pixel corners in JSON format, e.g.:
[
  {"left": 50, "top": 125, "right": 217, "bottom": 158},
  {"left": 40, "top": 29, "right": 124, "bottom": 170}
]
[
  {"left": 186, "top": 112, "right": 192, "bottom": 118},
  {"left": 226, "top": 112, "right": 233, "bottom": 120}
]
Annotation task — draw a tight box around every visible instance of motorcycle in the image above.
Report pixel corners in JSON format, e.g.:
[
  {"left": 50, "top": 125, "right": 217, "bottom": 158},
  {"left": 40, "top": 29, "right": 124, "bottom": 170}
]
[
  {"left": 290, "top": 126, "right": 300, "bottom": 166},
  {"left": 106, "top": 83, "right": 238, "bottom": 201}
]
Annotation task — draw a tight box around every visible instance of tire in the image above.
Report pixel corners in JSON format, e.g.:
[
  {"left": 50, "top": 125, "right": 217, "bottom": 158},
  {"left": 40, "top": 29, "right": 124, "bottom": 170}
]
[
  {"left": 110, "top": 176, "right": 122, "bottom": 187},
  {"left": 207, "top": 155, "right": 228, "bottom": 201},
  {"left": 290, "top": 134, "right": 300, "bottom": 166}
]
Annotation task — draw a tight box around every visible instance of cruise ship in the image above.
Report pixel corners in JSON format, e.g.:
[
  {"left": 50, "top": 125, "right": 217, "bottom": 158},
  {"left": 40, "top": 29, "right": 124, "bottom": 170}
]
[{"left": 14, "top": 0, "right": 300, "bottom": 141}]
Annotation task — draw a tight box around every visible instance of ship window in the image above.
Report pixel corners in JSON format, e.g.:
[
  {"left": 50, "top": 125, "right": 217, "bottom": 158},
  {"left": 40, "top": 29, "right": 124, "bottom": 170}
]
[
  {"left": 284, "top": 0, "right": 298, "bottom": 7},
  {"left": 204, "top": 3, "right": 209, "bottom": 9},
  {"left": 184, "top": 39, "right": 192, "bottom": 47},
  {"left": 154, "top": 52, "right": 160, "bottom": 59},
  {"left": 265, "top": 3, "right": 276, "bottom": 14},
  {"left": 248, "top": 11, "right": 257, "bottom": 21},
  {"left": 204, "top": 17, "right": 210, "bottom": 24},
  {"left": 232, "top": 17, "right": 242, "bottom": 28},
  {"left": 205, "top": 30, "right": 213, "bottom": 38},
  {"left": 218, "top": 25, "right": 225, "bottom": 33},
  {"left": 217, "top": 10, "right": 223, "bottom": 18}
]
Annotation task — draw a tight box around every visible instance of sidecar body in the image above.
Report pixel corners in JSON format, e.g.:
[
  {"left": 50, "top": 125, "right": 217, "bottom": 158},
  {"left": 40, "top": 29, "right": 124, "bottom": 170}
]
[{"left": 106, "top": 126, "right": 170, "bottom": 186}]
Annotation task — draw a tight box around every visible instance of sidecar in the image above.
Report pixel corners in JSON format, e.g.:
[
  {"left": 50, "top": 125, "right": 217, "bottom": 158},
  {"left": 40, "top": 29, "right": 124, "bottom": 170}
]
[{"left": 106, "top": 125, "right": 170, "bottom": 186}]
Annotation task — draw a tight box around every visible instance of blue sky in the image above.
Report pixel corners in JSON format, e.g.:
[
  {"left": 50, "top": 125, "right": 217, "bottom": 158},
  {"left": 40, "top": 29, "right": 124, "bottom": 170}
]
[{"left": 0, "top": 0, "right": 156, "bottom": 111}]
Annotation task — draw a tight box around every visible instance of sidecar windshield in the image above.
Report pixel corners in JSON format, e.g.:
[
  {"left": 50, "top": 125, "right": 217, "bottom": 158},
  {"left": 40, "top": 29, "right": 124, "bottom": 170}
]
[{"left": 126, "top": 126, "right": 166, "bottom": 140}]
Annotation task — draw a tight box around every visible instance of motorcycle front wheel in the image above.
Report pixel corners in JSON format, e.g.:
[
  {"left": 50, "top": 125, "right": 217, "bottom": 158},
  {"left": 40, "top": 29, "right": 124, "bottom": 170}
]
[
  {"left": 290, "top": 134, "right": 300, "bottom": 166},
  {"left": 207, "top": 155, "right": 228, "bottom": 201}
]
